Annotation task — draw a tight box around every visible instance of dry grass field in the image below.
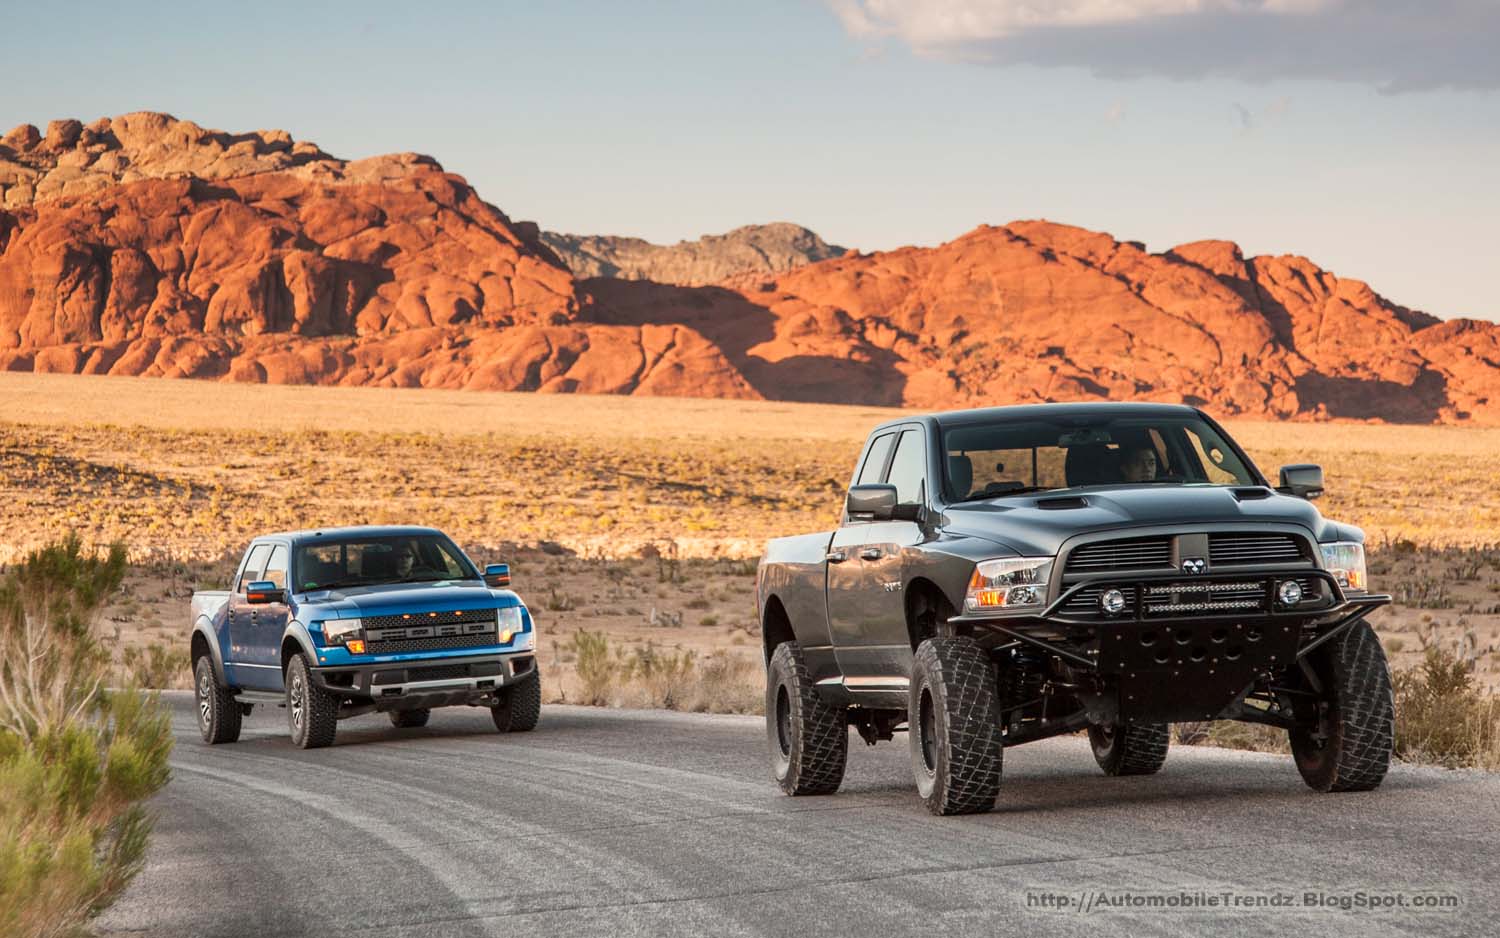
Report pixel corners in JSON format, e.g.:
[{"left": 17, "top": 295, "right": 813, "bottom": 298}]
[{"left": 2, "top": 372, "right": 1499, "bottom": 707}]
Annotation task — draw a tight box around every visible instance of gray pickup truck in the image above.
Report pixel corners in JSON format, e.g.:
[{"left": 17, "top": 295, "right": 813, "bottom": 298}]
[{"left": 757, "top": 403, "right": 1392, "bottom": 815}]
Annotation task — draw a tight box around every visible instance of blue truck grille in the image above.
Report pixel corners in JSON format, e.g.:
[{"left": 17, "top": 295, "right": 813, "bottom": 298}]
[{"left": 364, "top": 608, "right": 496, "bottom": 654}]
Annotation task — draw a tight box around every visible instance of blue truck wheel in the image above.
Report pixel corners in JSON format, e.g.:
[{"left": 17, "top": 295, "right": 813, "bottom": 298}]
[{"left": 492, "top": 672, "right": 541, "bottom": 732}]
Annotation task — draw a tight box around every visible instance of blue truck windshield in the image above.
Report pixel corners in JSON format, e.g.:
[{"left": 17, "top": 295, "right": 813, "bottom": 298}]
[
  {"left": 942, "top": 415, "right": 1260, "bottom": 501},
  {"left": 294, "top": 535, "right": 478, "bottom": 592}
]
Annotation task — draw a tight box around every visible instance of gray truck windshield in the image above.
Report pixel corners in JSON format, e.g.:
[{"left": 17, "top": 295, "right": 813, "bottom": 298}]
[
  {"left": 294, "top": 535, "right": 478, "bottom": 592},
  {"left": 942, "top": 415, "right": 1260, "bottom": 501}
]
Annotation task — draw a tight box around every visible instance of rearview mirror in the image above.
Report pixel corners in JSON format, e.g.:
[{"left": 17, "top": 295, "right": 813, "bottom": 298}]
[
  {"left": 484, "top": 563, "right": 511, "bottom": 588},
  {"left": 847, "top": 484, "right": 898, "bottom": 521},
  {"left": 245, "top": 580, "right": 285, "bottom": 604},
  {"left": 1278, "top": 464, "right": 1325, "bottom": 500}
]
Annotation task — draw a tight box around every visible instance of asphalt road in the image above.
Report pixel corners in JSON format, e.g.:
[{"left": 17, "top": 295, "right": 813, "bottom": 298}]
[{"left": 99, "top": 693, "right": 1497, "bottom": 938}]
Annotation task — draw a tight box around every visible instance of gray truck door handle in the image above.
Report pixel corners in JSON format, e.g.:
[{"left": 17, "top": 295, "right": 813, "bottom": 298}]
[
  {"left": 859, "top": 547, "right": 883, "bottom": 561},
  {"left": 826, "top": 550, "right": 848, "bottom": 564}
]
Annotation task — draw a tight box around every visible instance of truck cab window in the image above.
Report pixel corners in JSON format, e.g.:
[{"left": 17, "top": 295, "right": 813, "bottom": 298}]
[
  {"left": 236, "top": 544, "right": 270, "bottom": 593},
  {"left": 856, "top": 432, "right": 896, "bottom": 486},
  {"left": 885, "top": 429, "right": 926, "bottom": 504},
  {"left": 261, "top": 545, "right": 289, "bottom": 590}
]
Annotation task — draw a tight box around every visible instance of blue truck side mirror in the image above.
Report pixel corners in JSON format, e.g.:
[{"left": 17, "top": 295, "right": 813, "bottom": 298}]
[
  {"left": 484, "top": 563, "right": 511, "bottom": 588},
  {"left": 245, "top": 580, "right": 286, "bottom": 604}
]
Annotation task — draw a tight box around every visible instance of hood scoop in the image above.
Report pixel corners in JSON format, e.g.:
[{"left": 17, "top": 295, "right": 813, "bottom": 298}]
[
  {"left": 1231, "top": 487, "right": 1273, "bottom": 501},
  {"left": 1036, "top": 495, "right": 1089, "bottom": 510}
]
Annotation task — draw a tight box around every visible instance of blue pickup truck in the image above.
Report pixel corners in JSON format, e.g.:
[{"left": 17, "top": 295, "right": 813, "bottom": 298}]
[{"left": 189, "top": 525, "right": 540, "bottom": 748}]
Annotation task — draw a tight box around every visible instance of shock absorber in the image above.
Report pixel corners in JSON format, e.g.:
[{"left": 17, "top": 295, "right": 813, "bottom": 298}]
[{"left": 999, "top": 647, "right": 1048, "bottom": 725}]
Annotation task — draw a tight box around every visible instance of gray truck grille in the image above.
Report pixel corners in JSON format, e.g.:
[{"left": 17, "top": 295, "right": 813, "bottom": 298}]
[
  {"left": 364, "top": 608, "right": 496, "bottom": 654},
  {"left": 1065, "top": 536, "right": 1173, "bottom": 573},
  {"left": 1209, "top": 532, "right": 1307, "bottom": 565}
]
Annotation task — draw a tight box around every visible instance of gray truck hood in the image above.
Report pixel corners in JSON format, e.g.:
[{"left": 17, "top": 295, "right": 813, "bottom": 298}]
[{"left": 941, "top": 484, "right": 1337, "bottom": 558}]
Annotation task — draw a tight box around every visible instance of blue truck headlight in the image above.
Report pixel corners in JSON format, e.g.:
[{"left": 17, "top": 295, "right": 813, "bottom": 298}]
[
  {"left": 323, "top": 618, "right": 362, "bottom": 646},
  {"left": 965, "top": 557, "right": 1053, "bottom": 612},
  {"left": 1319, "top": 542, "right": 1367, "bottom": 593},
  {"left": 497, "top": 606, "right": 527, "bottom": 646}
]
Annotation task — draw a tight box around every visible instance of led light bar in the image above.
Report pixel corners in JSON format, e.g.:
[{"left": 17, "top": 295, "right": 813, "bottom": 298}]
[
  {"left": 1148, "top": 599, "right": 1262, "bottom": 613},
  {"left": 1146, "top": 581, "right": 1260, "bottom": 595}
]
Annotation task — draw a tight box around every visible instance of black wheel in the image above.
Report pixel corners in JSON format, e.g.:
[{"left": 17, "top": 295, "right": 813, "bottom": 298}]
[
  {"left": 1290, "top": 622, "right": 1393, "bottom": 792},
  {"left": 492, "top": 673, "right": 542, "bottom": 733},
  {"left": 766, "top": 642, "right": 847, "bottom": 795},
  {"left": 389, "top": 708, "right": 431, "bottom": 729},
  {"left": 286, "top": 653, "right": 338, "bottom": 749},
  {"left": 1089, "top": 722, "right": 1170, "bottom": 776},
  {"left": 194, "top": 656, "right": 241, "bottom": 745},
  {"left": 909, "top": 637, "right": 1002, "bottom": 816}
]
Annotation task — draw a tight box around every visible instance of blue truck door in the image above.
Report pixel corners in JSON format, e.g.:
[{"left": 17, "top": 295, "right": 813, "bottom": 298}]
[
  {"left": 225, "top": 543, "right": 270, "bottom": 688},
  {"left": 245, "top": 544, "right": 292, "bottom": 689}
]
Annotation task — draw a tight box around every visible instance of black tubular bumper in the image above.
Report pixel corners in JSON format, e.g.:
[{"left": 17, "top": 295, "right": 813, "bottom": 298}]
[
  {"left": 310, "top": 652, "right": 538, "bottom": 701},
  {"left": 946, "top": 568, "right": 1390, "bottom": 723},
  {"left": 948, "top": 568, "right": 1390, "bottom": 679}
]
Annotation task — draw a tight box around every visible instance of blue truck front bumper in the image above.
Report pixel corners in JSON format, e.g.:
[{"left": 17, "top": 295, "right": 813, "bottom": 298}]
[{"left": 310, "top": 651, "right": 537, "bottom": 705}]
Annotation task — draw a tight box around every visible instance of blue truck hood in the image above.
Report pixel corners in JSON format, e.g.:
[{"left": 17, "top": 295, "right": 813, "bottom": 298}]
[{"left": 295, "top": 581, "right": 518, "bottom": 619}]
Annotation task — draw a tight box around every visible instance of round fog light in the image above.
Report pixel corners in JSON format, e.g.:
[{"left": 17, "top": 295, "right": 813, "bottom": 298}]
[
  {"left": 1100, "top": 588, "right": 1127, "bottom": 615},
  {"left": 1278, "top": 580, "right": 1304, "bottom": 606}
]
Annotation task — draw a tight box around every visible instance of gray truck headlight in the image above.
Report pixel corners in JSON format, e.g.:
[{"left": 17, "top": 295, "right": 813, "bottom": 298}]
[
  {"left": 324, "top": 618, "right": 362, "bottom": 646},
  {"left": 1319, "top": 542, "right": 1367, "bottom": 593},
  {"left": 497, "top": 606, "right": 530, "bottom": 647},
  {"left": 964, "top": 557, "right": 1053, "bottom": 612}
]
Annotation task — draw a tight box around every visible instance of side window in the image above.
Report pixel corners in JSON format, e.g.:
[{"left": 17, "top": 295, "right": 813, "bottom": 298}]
[
  {"left": 885, "top": 429, "right": 926, "bottom": 504},
  {"left": 1183, "top": 427, "right": 1245, "bottom": 485},
  {"left": 856, "top": 433, "right": 896, "bottom": 486},
  {"left": 237, "top": 544, "right": 271, "bottom": 593},
  {"left": 261, "top": 545, "right": 289, "bottom": 590}
]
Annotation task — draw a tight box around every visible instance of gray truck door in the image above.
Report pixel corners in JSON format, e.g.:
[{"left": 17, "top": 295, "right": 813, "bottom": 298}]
[
  {"left": 833, "top": 426, "right": 927, "bottom": 684},
  {"left": 825, "top": 431, "right": 895, "bottom": 673}
]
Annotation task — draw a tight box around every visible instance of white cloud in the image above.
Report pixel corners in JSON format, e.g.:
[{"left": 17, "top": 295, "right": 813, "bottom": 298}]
[{"left": 828, "top": 0, "right": 1500, "bottom": 91}]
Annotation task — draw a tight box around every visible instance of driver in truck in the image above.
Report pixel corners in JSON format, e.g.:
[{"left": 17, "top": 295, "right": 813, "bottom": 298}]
[{"left": 1120, "top": 445, "right": 1159, "bottom": 482}]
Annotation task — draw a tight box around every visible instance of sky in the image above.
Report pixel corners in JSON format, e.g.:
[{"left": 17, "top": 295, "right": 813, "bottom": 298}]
[{"left": 7, "top": 0, "right": 1499, "bottom": 320}]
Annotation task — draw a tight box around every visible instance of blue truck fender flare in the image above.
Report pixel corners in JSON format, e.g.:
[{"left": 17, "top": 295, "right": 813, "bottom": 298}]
[
  {"left": 280, "top": 622, "right": 319, "bottom": 668},
  {"left": 191, "top": 619, "right": 229, "bottom": 685}
]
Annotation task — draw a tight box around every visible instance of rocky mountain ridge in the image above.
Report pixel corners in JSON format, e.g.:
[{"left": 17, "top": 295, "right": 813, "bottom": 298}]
[{"left": 2, "top": 113, "right": 1495, "bottom": 423}]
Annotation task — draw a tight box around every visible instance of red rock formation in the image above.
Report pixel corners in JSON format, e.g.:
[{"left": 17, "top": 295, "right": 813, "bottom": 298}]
[
  {"left": 0, "top": 113, "right": 755, "bottom": 398},
  {"left": 2, "top": 113, "right": 1497, "bottom": 423},
  {"left": 585, "top": 222, "right": 1499, "bottom": 423}
]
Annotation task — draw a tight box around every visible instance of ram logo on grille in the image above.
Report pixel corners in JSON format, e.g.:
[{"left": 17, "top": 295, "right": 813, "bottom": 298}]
[{"left": 1181, "top": 557, "right": 1207, "bottom": 575}]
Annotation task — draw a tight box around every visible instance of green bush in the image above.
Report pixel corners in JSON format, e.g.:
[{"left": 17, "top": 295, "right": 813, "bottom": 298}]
[
  {"left": 625, "top": 644, "right": 696, "bottom": 710},
  {"left": 0, "top": 537, "right": 172, "bottom": 938},
  {"left": 1393, "top": 647, "right": 1500, "bottom": 770},
  {"left": 120, "top": 644, "right": 190, "bottom": 690},
  {"left": 567, "top": 630, "right": 614, "bottom": 706}
]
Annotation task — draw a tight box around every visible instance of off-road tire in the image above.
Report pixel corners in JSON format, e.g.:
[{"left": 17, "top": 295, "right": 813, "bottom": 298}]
[
  {"left": 491, "top": 672, "right": 542, "bottom": 733},
  {"left": 286, "top": 653, "right": 338, "bottom": 749},
  {"left": 389, "top": 708, "right": 431, "bottom": 729},
  {"left": 1290, "top": 622, "right": 1393, "bottom": 792},
  {"left": 767, "top": 641, "right": 847, "bottom": 795},
  {"left": 1089, "top": 721, "right": 1170, "bottom": 776},
  {"left": 194, "top": 655, "right": 241, "bottom": 745},
  {"left": 909, "top": 637, "right": 1003, "bottom": 815}
]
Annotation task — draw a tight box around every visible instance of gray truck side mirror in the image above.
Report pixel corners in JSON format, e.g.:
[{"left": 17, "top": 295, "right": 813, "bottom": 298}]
[
  {"left": 1278, "top": 464, "right": 1325, "bottom": 500},
  {"left": 847, "top": 484, "right": 898, "bottom": 520}
]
